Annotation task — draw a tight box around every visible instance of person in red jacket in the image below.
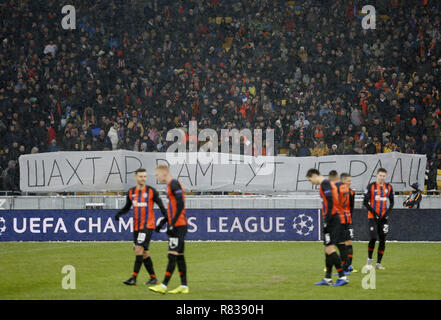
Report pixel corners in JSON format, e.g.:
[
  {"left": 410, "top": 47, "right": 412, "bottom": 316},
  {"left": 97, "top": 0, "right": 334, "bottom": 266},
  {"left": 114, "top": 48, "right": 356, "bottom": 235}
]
[{"left": 47, "top": 125, "right": 57, "bottom": 146}]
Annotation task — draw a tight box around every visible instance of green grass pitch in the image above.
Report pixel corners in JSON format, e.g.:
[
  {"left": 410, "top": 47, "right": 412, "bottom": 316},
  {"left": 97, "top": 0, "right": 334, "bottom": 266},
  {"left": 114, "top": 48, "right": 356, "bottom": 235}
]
[{"left": 0, "top": 241, "right": 440, "bottom": 300}]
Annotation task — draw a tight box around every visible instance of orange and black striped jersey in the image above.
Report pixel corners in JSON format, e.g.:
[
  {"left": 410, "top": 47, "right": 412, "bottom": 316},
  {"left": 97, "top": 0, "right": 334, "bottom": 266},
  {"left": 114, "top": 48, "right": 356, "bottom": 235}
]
[
  {"left": 167, "top": 179, "right": 187, "bottom": 227},
  {"left": 363, "top": 182, "right": 394, "bottom": 219},
  {"left": 118, "top": 185, "right": 167, "bottom": 231},
  {"left": 319, "top": 179, "right": 344, "bottom": 224},
  {"left": 335, "top": 181, "right": 351, "bottom": 224}
]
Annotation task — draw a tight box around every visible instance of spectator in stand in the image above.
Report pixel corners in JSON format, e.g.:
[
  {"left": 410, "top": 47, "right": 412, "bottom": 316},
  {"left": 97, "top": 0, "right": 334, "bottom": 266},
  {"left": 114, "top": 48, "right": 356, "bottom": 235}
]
[
  {"left": 296, "top": 142, "right": 311, "bottom": 157},
  {"left": 311, "top": 140, "right": 330, "bottom": 157},
  {"left": 329, "top": 144, "right": 339, "bottom": 155},
  {"left": 107, "top": 122, "right": 120, "bottom": 150},
  {"left": 43, "top": 41, "right": 57, "bottom": 58},
  {"left": 1, "top": 160, "right": 19, "bottom": 192}
]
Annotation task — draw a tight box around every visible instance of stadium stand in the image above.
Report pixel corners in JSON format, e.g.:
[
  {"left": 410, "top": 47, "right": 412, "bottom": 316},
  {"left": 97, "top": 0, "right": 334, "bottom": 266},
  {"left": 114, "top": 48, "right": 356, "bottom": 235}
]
[{"left": 1, "top": 0, "right": 441, "bottom": 192}]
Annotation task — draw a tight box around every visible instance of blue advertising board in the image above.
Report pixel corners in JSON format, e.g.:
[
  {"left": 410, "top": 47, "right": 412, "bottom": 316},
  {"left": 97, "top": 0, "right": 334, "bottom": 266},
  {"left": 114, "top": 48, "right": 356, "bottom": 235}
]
[
  {"left": 350, "top": 209, "right": 441, "bottom": 241},
  {"left": 0, "top": 209, "right": 320, "bottom": 241}
]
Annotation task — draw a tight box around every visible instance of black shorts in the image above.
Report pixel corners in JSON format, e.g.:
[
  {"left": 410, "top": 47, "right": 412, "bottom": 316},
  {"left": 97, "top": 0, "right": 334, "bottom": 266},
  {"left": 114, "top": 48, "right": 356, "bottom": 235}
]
[
  {"left": 369, "top": 219, "right": 388, "bottom": 240},
  {"left": 323, "top": 215, "right": 345, "bottom": 246},
  {"left": 344, "top": 223, "right": 355, "bottom": 241},
  {"left": 133, "top": 228, "right": 153, "bottom": 249},
  {"left": 168, "top": 225, "right": 187, "bottom": 253}
]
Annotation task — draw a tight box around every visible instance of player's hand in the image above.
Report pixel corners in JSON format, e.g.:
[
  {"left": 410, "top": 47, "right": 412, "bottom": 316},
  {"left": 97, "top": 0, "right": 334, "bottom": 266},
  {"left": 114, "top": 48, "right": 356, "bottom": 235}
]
[
  {"left": 167, "top": 225, "right": 176, "bottom": 237},
  {"left": 114, "top": 213, "right": 121, "bottom": 221},
  {"left": 155, "top": 218, "right": 166, "bottom": 232}
]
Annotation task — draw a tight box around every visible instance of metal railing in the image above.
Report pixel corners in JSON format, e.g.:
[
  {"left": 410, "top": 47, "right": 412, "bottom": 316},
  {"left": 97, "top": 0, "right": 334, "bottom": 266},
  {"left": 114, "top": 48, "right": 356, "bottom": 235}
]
[
  {"left": 1, "top": 193, "right": 440, "bottom": 210},
  {"left": 1, "top": 190, "right": 440, "bottom": 197}
]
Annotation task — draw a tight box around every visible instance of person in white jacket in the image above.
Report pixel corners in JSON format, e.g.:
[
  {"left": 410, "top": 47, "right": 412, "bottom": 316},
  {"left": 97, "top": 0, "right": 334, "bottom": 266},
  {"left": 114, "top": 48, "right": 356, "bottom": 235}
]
[
  {"left": 43, "top": 41, "right": 57, "bottom": 58},
  {"left": 107, "top": 122, "right": 119, "bottom": 150}
]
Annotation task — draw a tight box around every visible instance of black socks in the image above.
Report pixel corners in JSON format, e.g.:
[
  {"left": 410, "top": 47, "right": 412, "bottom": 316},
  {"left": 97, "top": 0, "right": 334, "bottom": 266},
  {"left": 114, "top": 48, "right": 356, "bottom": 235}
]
[
  {"left": 143, "top": 256, "right": 156, "bottom": 278},
  {"left": 377, "top": 240, "right": 385, "bottom": 263},
  {"left": 163, "top": 254, "right": 178, "bottom": 286},
  {"left": 133, "top": 255, "right": 143, "bottom": 277},
  {"left": 177, "top": 255, "right": 187, "bottom": 286},
  {"left": 325, "top": 251, "right": 344, "bottom": 278},
  {"left": 346, "top": 245, "right": 353, "bottom": 266},
  {"left": 368, "top": 239, "right": 376, "bottom": 259},
  {"left": 337, "top": 244, "right": 348, "bottom": 271}
]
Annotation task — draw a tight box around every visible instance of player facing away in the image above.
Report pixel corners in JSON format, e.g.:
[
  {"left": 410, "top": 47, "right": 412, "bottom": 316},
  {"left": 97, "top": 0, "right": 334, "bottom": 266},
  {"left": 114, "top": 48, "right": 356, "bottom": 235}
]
[
  {"left": 114, "top": 168, "right": 168, "bottom": 285},
  {"left": 306, "top": 169, "right": 348, "bottom": 287},
  {"left": 328, "top": 170, "right": 350, "bottom": 275},
  {"left": 363, "top": 168, "right": 394, "bottom": 269},
  {"left": 340, "top": 172, "right": 357, "bottom": 273},
  {"left": 149, "top": 165, "right": 189, "bottom": 294}
]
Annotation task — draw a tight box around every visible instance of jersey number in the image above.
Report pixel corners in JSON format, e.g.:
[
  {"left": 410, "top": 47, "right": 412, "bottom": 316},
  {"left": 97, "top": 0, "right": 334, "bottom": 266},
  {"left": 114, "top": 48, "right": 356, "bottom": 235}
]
[
  {"left": 137, "top": 232, "right": 146, "bottom": 243},
  {"left": 169, "top": 237, "right": 179, "bottom": 249}
]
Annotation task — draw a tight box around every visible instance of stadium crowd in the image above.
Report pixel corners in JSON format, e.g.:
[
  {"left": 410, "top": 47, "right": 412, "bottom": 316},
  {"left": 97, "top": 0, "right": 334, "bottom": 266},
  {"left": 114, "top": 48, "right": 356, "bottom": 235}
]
[{"left": 1, "top": 0, "right": 441, "bottom": 192}]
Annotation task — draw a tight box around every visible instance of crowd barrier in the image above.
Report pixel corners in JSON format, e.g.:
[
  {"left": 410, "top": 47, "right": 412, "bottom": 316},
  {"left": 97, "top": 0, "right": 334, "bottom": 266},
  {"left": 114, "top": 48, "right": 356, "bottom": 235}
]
[{"left": 1, "top": 194, "right": 441, "bottom": 210}]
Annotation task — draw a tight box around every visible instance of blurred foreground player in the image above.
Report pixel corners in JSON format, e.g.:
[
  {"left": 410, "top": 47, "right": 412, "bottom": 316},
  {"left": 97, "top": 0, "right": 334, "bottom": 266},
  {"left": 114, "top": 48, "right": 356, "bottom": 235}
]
[
  {"left": 114, "top": 168, "right": 168, "bottom": 285},
  {"left": 149, "top": 165, "right": 189, "bottom": 294},
  {"left": 306, "top": 169, "right": 348, "bottom": 287},
  {"left": 363, "top": 168, "right": 394, "bottom": 269}
]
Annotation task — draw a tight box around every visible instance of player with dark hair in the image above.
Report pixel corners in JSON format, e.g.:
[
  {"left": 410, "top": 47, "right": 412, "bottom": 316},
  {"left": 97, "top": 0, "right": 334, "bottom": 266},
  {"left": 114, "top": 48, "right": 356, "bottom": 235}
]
[
  {"left": 306, "top": 168, "right": 348, "bottom": 287},
  {"left": 114, "top": 168, "right": 168, "bottom": 286},
  {"left": 363, "top": 168, "right": 394, "bottom": 269},
  {"left": 328, "top": 171, "right": 350, "bottom": 275},
  {"left": 328, "top": 170, "right": 339, "bottom": 180},
  {"left": 149, "top": 165, "right": 189, "bottom": 294},
  {"left": 340, "top": 172, "right": 357, "bottom": 273}
]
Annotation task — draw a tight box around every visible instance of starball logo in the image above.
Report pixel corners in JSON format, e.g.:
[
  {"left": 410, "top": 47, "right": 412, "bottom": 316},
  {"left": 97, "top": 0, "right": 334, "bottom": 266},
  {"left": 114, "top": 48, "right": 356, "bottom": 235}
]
[{"left": 0, "top": 217, "right": 6, "bottom": 235}]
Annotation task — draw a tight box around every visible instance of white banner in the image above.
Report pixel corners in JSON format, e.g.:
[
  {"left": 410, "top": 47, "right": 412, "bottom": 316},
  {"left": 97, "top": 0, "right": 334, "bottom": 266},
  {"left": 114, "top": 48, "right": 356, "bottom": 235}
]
[{"left": 19, "top": 151, "right": 426, "bottom": 193}]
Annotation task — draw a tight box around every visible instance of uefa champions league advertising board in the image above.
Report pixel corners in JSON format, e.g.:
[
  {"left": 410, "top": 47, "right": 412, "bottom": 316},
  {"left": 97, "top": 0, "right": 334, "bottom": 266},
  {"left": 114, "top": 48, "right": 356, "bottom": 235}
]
[{"left": 0, "top": 209, "right": 320, "bottom": 242}]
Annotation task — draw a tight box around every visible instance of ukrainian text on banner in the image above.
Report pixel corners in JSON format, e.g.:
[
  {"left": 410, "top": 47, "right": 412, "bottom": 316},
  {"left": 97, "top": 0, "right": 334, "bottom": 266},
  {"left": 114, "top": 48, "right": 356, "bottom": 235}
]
[
  {"left": 19, "top": 151, "right": 426, "bottom": 192},
  {"left": 0, "top": 209, "right": 320, "bottom": 241}
]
